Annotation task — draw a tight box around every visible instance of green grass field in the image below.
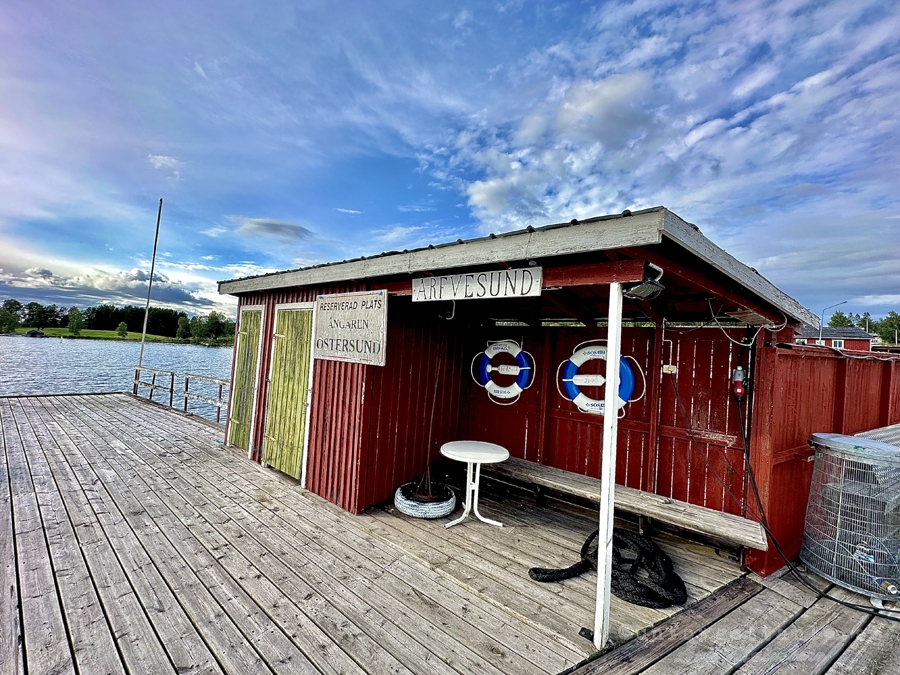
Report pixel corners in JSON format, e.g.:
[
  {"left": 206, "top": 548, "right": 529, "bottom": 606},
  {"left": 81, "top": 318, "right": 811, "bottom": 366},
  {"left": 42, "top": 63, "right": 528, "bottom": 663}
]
[
  {"left": 16, "top": 327, "right": 177, "bottom": 342},
  {"left": 10, "top": 327, "right": 233, "bottom": 346}
]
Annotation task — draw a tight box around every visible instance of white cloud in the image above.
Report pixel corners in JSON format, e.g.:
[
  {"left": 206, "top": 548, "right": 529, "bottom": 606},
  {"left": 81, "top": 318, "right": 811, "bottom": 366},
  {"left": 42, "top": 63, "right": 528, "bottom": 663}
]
[
  {"left": 148, "top": 155, "right": 182, "bottom": 170},
  {"left": 453, "top": 9, "right": 472, "bottom": 29},
  {"left": 333, "top": 207, "right": 363, "bottom": 214}
]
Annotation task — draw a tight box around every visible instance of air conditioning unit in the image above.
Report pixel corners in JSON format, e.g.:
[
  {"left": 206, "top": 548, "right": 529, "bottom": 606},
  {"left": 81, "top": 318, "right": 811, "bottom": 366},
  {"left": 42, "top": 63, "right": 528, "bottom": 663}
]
[{"left": 801, "top": 433, "right": 900, "bottom": 602}]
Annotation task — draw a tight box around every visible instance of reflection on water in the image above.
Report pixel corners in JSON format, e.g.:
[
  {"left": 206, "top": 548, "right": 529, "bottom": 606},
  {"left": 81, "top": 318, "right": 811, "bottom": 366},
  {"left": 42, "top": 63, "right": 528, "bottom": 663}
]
[{"left": 0, "top": 335, "right": 232, "bottom": 422}]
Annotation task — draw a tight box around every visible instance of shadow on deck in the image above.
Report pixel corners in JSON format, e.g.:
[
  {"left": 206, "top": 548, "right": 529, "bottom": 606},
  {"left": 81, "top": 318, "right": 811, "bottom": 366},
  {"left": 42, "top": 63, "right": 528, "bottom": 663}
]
[{"left": 5, "top": 393, "right": 885, "bottom": 675}]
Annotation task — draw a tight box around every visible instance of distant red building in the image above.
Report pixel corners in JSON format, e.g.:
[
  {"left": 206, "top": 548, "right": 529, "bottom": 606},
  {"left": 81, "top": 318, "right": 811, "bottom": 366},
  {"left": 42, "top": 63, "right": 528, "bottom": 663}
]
[{"left": 795, "top": 326, "right": 875, "bottom": 351}]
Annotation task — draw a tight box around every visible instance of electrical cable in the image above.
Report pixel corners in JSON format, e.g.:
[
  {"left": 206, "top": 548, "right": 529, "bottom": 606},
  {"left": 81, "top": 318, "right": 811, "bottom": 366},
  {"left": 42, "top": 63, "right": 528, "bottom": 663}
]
[
  {"left": 735, "top": 386, "right": 900, "bottom": 621},
  {"left": 667, "top": 337, "right": 900, "bottom": 620},
  {"left": 707, "top": 299, "right": 764, "bottom": 347}
]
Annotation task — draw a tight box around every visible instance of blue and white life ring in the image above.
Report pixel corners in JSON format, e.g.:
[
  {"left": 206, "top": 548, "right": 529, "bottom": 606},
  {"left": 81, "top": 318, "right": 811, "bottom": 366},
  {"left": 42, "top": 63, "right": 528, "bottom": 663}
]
[
  {"left": 472, "top": 340, "right": 535, "bottom": 404},
  {"left": 559, "top": 344, "right": 636, "bottom": 415}
]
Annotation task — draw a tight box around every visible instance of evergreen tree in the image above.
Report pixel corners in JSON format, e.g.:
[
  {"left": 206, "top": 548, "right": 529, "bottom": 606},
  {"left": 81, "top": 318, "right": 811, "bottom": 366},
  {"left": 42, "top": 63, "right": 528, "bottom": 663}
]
[{"left": 828, "top": 310, "right": 852, "bottom": 328}]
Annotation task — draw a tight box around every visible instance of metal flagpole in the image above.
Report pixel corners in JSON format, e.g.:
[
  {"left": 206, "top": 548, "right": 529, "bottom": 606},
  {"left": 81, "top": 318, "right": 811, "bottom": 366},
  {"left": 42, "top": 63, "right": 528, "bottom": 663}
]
[
  {"left": 594, "top": 281, "right": 623, "bottom": 649},
  {"left": 138, "top": 198, "right": 163, "bottom": 371}
]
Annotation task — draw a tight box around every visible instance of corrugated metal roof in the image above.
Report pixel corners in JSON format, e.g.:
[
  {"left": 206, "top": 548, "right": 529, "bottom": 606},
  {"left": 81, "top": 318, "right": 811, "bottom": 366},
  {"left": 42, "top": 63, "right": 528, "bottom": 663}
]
[
  {"left": 218, "top": 206, "right": 818, "bottom": 326},
  {"left": 220, "top": 207, "right": 665, "bottom": 287}
]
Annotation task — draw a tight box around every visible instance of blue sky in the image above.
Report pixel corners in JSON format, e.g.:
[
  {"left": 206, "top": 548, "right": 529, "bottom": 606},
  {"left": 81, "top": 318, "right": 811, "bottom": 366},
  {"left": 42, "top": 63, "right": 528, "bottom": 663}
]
[{"left": 1, "top": 0, "right": 898, "bottom": 319}]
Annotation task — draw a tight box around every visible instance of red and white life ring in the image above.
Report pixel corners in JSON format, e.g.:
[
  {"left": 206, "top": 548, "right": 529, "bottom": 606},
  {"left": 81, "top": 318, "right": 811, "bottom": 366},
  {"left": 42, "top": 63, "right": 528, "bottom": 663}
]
[{"left": 471, "top": 340, "right": 535, "bottom": 404}]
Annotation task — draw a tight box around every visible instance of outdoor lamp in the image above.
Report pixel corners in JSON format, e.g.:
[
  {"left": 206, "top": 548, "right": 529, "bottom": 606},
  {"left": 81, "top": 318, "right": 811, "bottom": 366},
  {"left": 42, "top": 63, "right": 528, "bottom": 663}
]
[{"left": 623, "top": 263, "right": 665, "bottom": 301}]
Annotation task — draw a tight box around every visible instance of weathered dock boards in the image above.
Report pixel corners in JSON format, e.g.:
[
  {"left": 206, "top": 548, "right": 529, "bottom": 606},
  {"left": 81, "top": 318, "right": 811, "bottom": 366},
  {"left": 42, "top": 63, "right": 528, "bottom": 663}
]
[
  {"left": 0, "top": 393, "right": 770, "bottom": 674},
  {"left": 573, "top": 568, "right": 891, "bottom": 674}
]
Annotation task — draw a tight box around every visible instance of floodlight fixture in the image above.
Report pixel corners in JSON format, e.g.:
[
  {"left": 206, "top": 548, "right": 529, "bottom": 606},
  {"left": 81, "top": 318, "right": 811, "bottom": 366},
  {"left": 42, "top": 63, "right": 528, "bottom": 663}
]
[{"left": 623, "top": 263, "right": 665, "bottom": 301}]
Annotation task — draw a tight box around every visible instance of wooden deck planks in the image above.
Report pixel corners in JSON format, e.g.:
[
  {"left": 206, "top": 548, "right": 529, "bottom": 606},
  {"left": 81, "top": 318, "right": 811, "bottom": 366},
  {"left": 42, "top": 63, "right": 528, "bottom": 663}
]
[
  {"left": 0, "top": 401, "right": 24, "bottom": 675},
  {"left": 6, "top": 393, "right": 895, "bottom": 675},
  {"left": 102, "top": 394, "right": 592, "bottom": 667},
  {"left": 570, "top": 576, "right": 763, "bottom": 675},
  {"left": 1, "top": 399, "right": 76, "bottom": 675},
  {"left": 72, "top": 394, "right": 549, "bottom": 674},
  {"left": 97, "top": 395, "right": 571, "bottom": 675},
  {"left": 637, "top": 585, "right": 806, "bottom": 674},
  {"left": 48, "top": 396, "right": 293, "bottom": 674},
  {"left": 734, "top": 586, "right": 871, "bottom": 675},
  {"left": 26, "top": 396, "right": 223, "bottom": 675},
  {"left": 828, "top": 611, "right": 900, "bottom": 675}
]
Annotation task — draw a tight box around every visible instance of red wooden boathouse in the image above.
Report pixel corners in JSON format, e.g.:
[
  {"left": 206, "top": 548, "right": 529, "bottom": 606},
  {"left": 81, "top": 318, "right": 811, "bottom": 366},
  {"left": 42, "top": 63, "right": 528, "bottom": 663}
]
[{"left": 218, "top": 207, "right": 900, "bottom": 587}]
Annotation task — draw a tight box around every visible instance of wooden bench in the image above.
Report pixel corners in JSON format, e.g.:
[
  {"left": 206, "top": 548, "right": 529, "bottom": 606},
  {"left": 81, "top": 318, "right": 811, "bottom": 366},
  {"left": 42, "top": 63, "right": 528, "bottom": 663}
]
[{"left": 483, "top": 457, "right": 768, "bottom": 551}]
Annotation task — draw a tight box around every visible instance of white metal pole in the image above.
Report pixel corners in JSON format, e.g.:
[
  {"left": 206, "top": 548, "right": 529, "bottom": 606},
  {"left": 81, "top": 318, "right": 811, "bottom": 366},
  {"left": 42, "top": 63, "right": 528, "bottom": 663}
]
[
  {"left": 594, "top": 281, "right": 623, "bottom": 649},
  {"left": 138, "top": 198, "right": 163, "bottom": 371}
]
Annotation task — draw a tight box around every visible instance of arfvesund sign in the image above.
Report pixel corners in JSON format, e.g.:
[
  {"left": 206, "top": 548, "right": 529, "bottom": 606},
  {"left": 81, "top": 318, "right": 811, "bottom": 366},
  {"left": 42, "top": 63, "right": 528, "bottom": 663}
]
[
  {"left": 313, "top": 290, "right": 387, "bottom": 366},
  {"left": 411, "top": 267, "right": 542, "bottom": 302}
]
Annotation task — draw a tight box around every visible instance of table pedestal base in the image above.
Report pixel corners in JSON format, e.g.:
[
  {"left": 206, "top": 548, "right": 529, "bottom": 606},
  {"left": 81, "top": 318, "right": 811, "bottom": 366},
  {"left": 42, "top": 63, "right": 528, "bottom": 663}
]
[{"left": 445, "top": 461, "right": 503, "bottom": 528}]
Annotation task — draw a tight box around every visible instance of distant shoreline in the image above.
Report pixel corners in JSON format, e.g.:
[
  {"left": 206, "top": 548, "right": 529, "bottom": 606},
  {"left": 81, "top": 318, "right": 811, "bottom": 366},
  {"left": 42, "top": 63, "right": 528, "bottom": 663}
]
[{"left": 3, "top": 328, "right": 233, "bottom": 348}]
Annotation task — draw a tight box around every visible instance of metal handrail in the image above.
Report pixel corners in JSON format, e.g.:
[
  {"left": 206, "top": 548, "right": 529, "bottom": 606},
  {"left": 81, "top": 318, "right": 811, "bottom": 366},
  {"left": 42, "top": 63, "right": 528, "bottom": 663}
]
[
  {"left": 184, "top": 373, "right": 230, "bottom": 423},
  {"left": 133, "top": 367, "right": 175, "bottom": 408}
]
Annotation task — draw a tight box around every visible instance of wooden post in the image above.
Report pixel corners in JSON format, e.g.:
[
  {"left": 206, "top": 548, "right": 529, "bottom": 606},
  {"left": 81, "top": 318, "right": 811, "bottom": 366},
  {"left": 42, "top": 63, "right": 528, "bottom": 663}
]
[
  {"left": 536, "top": 327, "right": 553, "bottom": 465},
  {"left": 184, "top": 376, "right": 190, "bottom": 412},
  {"left": 168, "top": 373, "right": 174, "bottom": 408},
  {"left": 133, "top": 368, "right": 139, "bottom": 395},
  {"left": 644, "top": 321, "right": 665, "bottom": 492},
  {"left": 149, "top": 372, "right": 156, "bottom": 402},
  {"left": 594, "top": 281, "right": 623, "bottom": 649},
  {"left": 217, "top": 383, "right": 224, "bottom": 423}
]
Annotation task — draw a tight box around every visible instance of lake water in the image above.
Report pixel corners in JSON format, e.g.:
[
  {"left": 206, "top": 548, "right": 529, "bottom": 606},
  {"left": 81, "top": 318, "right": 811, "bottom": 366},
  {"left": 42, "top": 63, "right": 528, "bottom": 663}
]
[{"left": 0, "top": 335, "right": 233, "bottom": 421}]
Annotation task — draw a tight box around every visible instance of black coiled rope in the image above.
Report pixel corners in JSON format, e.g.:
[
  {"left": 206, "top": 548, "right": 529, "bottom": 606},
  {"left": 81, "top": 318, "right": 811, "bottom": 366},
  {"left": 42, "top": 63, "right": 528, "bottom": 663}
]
[{"left": 528, "top": 529, "right": 688, "bottom": 609}]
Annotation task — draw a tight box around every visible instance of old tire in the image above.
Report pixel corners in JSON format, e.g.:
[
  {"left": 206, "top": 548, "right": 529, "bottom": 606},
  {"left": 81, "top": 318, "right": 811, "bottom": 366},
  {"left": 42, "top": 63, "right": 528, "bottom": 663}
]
[{"left": 394, "top": 482, "right": 457, "bottom": 519}]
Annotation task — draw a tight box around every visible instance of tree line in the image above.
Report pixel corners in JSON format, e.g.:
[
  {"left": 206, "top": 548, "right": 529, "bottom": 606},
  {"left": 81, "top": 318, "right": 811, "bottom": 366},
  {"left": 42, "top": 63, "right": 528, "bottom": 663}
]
[
  {"left": 0, "top": 298, "right": 235, "bottom": 343},
  {"left": 829, "top": 310, "right": 900, "bottom": 344}
]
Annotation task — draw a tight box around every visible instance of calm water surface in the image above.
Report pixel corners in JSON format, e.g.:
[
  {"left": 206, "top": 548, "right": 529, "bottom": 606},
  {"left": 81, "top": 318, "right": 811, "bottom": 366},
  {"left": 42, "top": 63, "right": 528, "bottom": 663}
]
[{"left": 0, "top": 335, "right": 232, "bottom": 421}]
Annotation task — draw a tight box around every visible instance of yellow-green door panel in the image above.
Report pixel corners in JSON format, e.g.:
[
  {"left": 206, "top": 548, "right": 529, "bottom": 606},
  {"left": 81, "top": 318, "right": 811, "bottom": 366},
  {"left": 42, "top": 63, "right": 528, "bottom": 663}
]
[
  {"left": 228, "top": 308, "right": 263, "bottom": 451},
  {"left": 263, "top": 308, "right": 313, "bottom": 480}
]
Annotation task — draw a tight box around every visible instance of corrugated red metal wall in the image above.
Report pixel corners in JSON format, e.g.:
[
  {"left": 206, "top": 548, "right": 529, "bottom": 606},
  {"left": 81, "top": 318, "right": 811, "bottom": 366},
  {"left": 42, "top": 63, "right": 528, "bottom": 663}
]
[
  {"left": 234, "top": 284, "right": 372, "bottom": 513},
  {"left": 357, "top": 298, "right": 465, "bottom": 511},
  {"left": 746, "top": 345, "right": 900, "bottom": 575},
  {"left": 463, "top": 326, "right": 749, "bottom": 516}
]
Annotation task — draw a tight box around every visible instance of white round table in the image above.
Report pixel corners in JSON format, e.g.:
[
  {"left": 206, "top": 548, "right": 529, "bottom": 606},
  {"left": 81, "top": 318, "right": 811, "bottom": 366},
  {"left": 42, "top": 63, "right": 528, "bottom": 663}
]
[{"left": 440, "top": 440, "right": 509, "bottom": 528}]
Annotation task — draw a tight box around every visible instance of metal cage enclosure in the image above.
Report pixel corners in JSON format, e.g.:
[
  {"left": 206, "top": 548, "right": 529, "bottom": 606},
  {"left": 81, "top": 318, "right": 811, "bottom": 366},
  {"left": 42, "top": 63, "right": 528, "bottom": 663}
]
[{"left": 801, "top": 433, "right": 900, "bottom": 600}]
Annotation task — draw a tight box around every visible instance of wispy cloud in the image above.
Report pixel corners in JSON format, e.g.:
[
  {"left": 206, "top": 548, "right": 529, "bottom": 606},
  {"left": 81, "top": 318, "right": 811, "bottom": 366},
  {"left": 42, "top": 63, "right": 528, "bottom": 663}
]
[
  {"left": 148, "top": 155, "right": 182, "bottom": 170},
  {"left": 229, "top": 217, "right": 312, "bottom": 241},
  {"left": 0, "top": 0, "right": 898, "bottom": 319}
]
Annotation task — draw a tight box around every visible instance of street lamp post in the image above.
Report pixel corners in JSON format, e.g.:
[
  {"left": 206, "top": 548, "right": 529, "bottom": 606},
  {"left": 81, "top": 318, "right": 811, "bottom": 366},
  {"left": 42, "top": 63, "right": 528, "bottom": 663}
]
[{"left": 819, "top": 300, "right": 847, "bottom": 342}]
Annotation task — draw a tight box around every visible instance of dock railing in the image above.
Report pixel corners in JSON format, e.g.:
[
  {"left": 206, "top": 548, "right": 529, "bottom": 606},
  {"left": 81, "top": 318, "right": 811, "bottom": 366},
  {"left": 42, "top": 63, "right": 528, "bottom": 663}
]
[
  {"left": 133, "top": 367, "right": 230, "bottom": 423},
  {"left": 133, "top": 367, "right": 175, "bottom": 407},
  {"left": 183, "top": 373, "right": 230, "bottom": 423}
]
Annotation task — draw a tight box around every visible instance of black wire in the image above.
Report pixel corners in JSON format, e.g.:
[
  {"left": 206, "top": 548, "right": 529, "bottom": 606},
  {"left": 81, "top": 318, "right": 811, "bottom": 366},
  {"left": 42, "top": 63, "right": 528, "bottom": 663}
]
[
  {"left": 668, "top": 350, "right": 900, "bottom": 619},
  {"left": 735, "top": 396, "right": 900, "bottom": 621}
]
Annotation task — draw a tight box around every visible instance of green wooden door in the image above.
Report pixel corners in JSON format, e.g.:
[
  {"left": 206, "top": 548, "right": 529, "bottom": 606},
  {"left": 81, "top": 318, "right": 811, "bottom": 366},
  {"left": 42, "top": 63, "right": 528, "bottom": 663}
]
[
  {"left": 228, "top": 308, "right": 263, "bottom": 452},
  {"left": 263, "top": 308, "right": 314, "bottom": 480}
]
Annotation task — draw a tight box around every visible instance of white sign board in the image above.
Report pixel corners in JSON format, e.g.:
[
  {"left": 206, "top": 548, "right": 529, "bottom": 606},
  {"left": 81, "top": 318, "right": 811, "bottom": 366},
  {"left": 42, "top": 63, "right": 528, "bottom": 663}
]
[
  {"left": 313, "top": 290, "right": 388, "bottom": 366},
  {"left": 411, "top": 267, "right": 542, "bottom": 302}
]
